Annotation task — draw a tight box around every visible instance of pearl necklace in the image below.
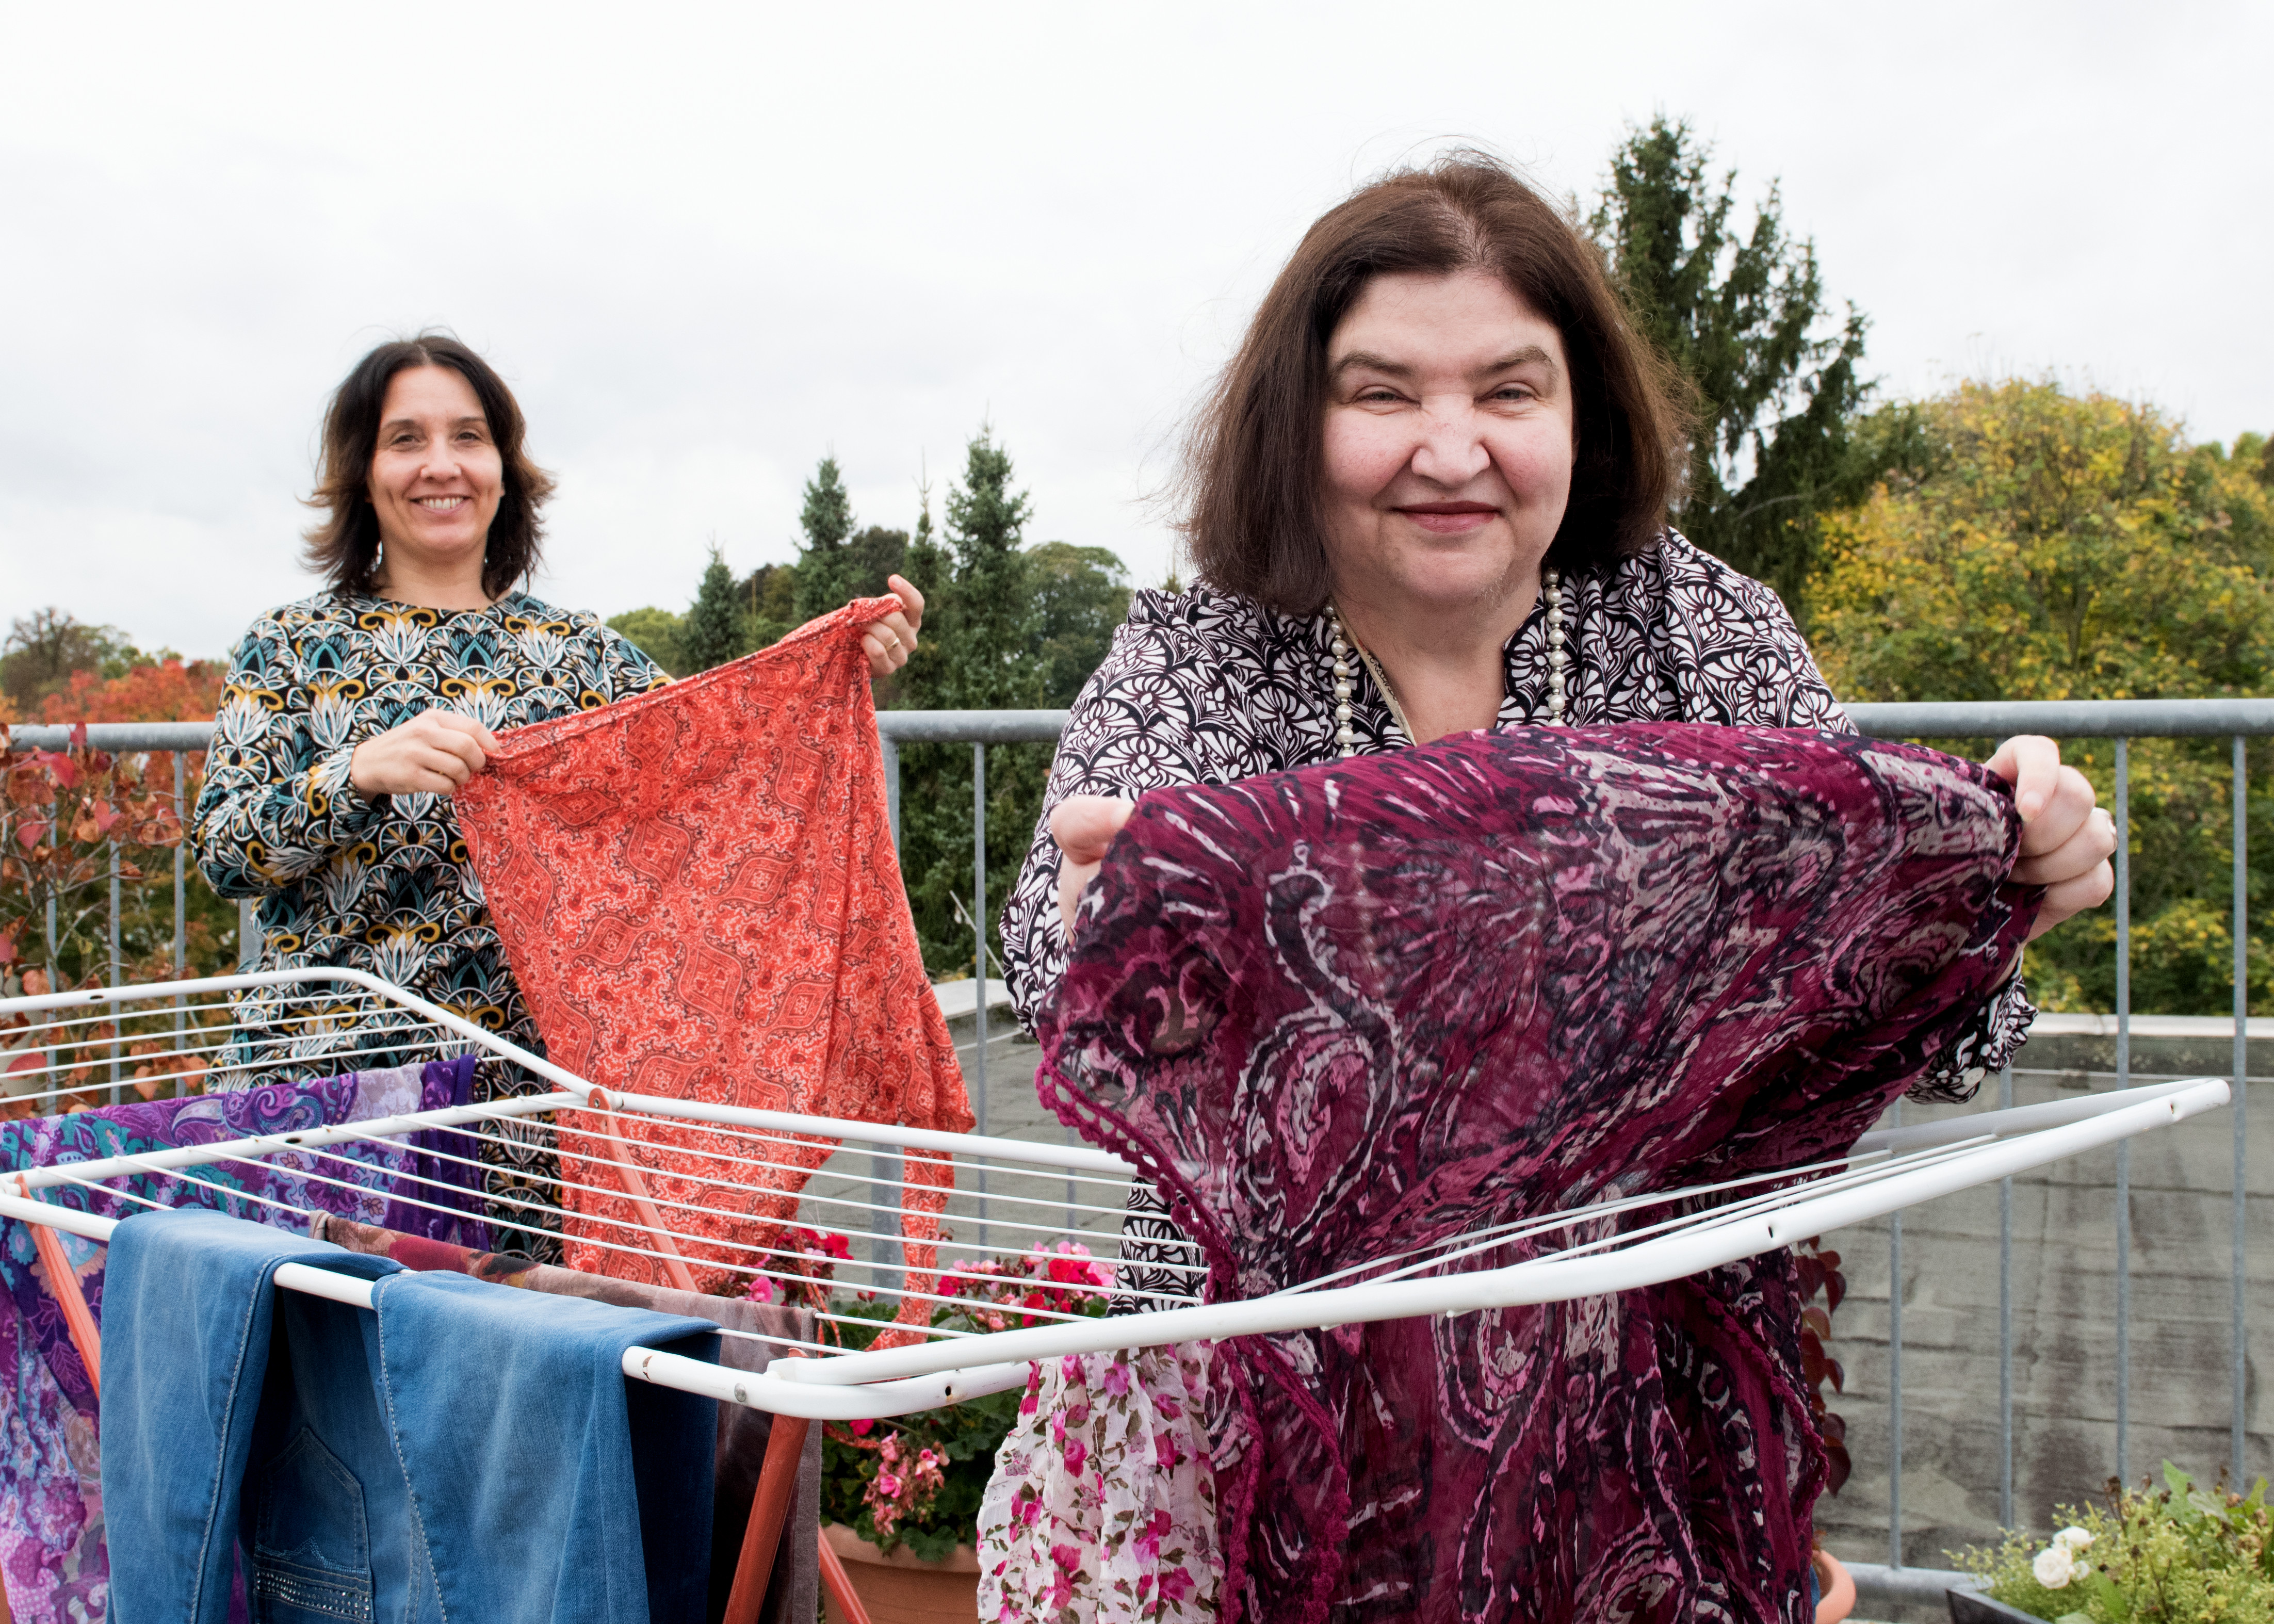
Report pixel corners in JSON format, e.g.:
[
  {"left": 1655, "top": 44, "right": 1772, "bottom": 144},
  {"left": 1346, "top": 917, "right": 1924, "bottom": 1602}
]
[{"left": 1327, "top": 567, "right": 1566, "bottom": 757}]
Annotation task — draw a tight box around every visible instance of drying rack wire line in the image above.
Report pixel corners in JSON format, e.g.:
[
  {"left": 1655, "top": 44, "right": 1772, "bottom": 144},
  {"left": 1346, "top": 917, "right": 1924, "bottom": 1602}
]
[
  {"left": 19, "top": 1093, "right": 1193, "bottom": 1326},
  {"left": 0, "top": 972, "right": 2233, "bottom": 1424},
  {"left": 420, "top": 1126, "right": 1196, "bottom": 1302},
  {"left": 535, "top": 1099, "right": 1147, "bottom": 1200},
  {"left": 3, "top": 967, "right": 1144, "bottom": 1174},
  {"left": 0, "top": 1075, "right": 2227, "bottom": 1419},
  {"left": 761, "top": 1077, "right": 2233, "bottom": 1396},
  {"left": 0, "top": 1188, "right": 1044, "bottom": 1423},
  {"left": 22, "top": 1165, "right": 864, "bottom": 1362},
  {"left": 461, "top": 1116, "right": 1161, "bottom": 1252}
]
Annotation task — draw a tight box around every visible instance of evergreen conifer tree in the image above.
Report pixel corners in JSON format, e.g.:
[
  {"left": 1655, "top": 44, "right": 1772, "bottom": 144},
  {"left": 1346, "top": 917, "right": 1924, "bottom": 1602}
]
[
  {"left": 1590, "top": 117, "right": 1871, "bottom": 610},
  {"left": 737, "top": 562, "right": 799, "bottom": 653},
  {"left": 792, "top": 457, "right": 856, "bottom": 623},
  {"left": 681, "top": 546, "right": 744, "bottom": 673},
  {"left": 895, "top": 476, "right": 948, "bottom": 713},
  {"left": 896, "top": 429, "right": 1050, "bottom": 974}
]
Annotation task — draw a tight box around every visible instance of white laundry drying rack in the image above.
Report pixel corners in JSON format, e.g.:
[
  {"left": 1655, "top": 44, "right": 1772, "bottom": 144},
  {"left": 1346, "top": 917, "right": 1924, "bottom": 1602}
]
[{"left": 0, "top": 967, "right": 2233, "bottom": 1619}]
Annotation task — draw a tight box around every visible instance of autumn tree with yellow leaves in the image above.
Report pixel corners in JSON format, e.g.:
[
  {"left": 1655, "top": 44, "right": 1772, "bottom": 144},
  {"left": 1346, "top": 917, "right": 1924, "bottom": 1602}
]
[{"left": 1809, "top": 379, "right": 2274, "bottom": 1012}]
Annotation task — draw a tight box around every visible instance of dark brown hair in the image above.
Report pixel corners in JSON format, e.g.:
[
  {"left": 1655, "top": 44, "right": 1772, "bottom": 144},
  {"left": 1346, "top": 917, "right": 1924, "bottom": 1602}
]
[
  {"left": 1180, "top": 153, "right": 1690, "bottom": 613},
  {"left": 302, "top": 332, "right": 555, "bottom": 600}
]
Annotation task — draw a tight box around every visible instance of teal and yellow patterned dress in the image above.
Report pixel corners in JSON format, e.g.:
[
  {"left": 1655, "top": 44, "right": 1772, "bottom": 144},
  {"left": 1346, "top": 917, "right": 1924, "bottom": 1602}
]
[{"left": 192, "top": 590, "right": 667, "bottom": 1256}]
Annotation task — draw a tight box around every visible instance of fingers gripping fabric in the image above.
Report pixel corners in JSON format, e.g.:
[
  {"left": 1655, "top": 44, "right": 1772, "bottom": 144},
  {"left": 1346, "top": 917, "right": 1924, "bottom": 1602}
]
[
  {"left": 1032, "top": 725, "right": 2039, "bottom": 1624},
  {"left": 456, "top": 600, "right": 972, "bottom": 1317}
]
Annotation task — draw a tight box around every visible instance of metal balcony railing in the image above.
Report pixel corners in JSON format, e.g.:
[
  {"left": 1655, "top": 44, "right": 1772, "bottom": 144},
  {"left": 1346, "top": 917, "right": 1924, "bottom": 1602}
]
[{"left": 11, "top": 696, "right": 2274, "bottom": 1613}]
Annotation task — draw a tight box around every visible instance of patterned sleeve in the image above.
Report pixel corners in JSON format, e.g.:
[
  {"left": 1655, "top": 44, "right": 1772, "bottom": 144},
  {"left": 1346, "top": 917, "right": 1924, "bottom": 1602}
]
[
  {"left": 1659, "top": 538, "right": 2034, "bottom": 1099},
  {"left": 190, "top": 614, "right": 387, "bottom": 900},
  {"left": 1000, "top": 613, "right": 1244, "bottom": 1035},
  {"left": 1651, "top": 539, "right": 1851, "bottom": 733},
  {"left": 598, "top": 624, "right": 670, "bottom": 699}
]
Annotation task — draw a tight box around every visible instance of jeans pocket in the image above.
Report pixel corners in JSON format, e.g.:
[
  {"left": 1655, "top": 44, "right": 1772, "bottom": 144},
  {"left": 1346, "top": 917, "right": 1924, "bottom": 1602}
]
[{"left": 250, "top": 1426, "right": 375, "bottom": 1623}]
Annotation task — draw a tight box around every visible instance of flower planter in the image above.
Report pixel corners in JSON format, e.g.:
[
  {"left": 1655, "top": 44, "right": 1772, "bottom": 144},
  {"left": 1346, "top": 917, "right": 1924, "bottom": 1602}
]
[
  {"left": 1945, "top": 1590, "right": 2042, "bottom": 1623},
  {"left": 1813, "top": 1550, "right": 1856, "bottom": 1623},
  {"left": 821, "top": 1522, "right": 981, "bottom": 1624}
]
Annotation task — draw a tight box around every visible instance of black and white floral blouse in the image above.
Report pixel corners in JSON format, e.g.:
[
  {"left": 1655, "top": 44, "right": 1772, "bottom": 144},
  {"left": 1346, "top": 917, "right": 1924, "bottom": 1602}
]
[
  {"left": 999, "top": 532, "right": 2033, "bottom": 1302},
  {"left": 192, "top": 590, "right": 668, "bottom": 1259}
]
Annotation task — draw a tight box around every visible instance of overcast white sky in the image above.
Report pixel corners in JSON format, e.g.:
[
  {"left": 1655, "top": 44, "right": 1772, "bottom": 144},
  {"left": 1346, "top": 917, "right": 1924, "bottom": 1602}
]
[{"left": 3, "top": 2, "right": 2266, "bottom": 659}]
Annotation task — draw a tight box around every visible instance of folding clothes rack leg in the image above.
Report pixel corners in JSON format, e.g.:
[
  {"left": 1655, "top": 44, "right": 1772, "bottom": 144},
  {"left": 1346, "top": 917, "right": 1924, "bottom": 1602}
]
[
  {"left": 588, "top": 1091, "right": 701, "bottom": 1294},
  {"left": 722, "top": 1410, "right": 873, "bottom": 1624},
  {"left": 15, "top": 1173, "right": 100, "bottom": 1397},
  {"left": 579, "top": 1113, "right": 869, "bottom": 1624}
]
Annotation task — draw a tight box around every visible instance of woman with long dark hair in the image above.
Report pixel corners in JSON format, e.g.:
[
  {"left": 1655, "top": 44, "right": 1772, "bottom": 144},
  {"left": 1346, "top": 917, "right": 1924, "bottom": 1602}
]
[
  {"left": 987, "top": 156, "right": 2115, "bottom": 1621},
  {"left": 193, "top": 333, "right": 921, "bottom": 1256}
]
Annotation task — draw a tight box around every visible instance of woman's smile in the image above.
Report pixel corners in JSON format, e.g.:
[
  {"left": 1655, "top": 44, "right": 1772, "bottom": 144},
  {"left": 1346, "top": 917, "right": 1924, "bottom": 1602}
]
[{"left": 1394, "top": 500, "right": 1500, "bottom": 537}]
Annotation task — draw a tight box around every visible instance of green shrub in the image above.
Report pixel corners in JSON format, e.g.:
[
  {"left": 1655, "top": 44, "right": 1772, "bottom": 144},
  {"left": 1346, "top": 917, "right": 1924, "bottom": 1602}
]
[
  {"left": 811, "top": 1240, "right": 1116, "bottom": 1563},
  {"left": 1951, "top": 1464, "right": 2274, "bottom": 1621}
]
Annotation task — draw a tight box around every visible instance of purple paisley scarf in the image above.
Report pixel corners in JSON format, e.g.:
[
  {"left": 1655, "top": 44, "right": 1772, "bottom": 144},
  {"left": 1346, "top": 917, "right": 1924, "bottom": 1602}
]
[
  {"left": 0, "top": 1057, "right": 485, "bottom": 1624},
  {"left": 1033, "top": 725, "right": 2037, "bottom": 1624}
]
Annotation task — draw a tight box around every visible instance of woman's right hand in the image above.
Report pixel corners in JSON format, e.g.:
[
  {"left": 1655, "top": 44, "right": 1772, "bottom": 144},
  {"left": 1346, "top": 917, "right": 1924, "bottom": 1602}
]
[
  {"left": 1051, "top": 794, "right": 1138, "bottom": 935},
  {"left": 349, "top": 710, "right": 499, "bottom": 799}
]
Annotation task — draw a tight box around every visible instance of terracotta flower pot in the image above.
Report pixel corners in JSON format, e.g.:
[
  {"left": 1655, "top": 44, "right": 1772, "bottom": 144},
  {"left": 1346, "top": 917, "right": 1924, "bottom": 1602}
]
[
  {"left": 821, "top": 1522, "right": 981, "bottom": 1624},
  {"left": 1813, "top": 1550, "right": 1857, "bottom": 1623}
]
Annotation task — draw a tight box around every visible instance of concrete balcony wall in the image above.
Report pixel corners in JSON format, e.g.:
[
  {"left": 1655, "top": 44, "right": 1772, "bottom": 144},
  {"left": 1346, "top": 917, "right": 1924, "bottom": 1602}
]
[{"left": 1814, "top": 1030, "right": 2269, "bottom": 1601}]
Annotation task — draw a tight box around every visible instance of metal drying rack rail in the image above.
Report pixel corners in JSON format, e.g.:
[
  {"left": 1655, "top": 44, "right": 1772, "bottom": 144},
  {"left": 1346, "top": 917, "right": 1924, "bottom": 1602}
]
[{"left": 0, "top": 969, "right": 2233, "bottom": 1620}]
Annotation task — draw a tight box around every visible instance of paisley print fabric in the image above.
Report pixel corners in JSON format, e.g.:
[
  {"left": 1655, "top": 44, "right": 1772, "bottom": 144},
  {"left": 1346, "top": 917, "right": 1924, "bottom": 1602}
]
[
  {"left": 453, "top": 599, "right": 972, "bottom": 1316},
  {"left": 1000, "top": 532, "right": 2030, "bottom": 1087},
  {"left": 998, "top": 533, "right": 2035, "bottom": 1310},
  {"left": 0, "top": 1067, "right": 465, "bottom": 1624},
  {"left": 1031, "top": 726, "right": 2039, "bottom": 1624},
  {"left": 192, "top": 590, "right": 668, "bottom": 1262}
]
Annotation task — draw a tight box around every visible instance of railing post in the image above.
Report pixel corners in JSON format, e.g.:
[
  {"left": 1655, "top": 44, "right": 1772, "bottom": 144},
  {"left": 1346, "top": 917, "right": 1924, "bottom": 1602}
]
[
  {"left": 108, "top": 839, "right": 121, "bottom": 1107},
  {"left": 2237, "top": 733, "right": 2252, "bottom": 1483},
  {"left": 973, "top": 741, "right": 988, "bottom": 1248},
  {"left": 175, "top": 751, "right": 188, "bottom": 1097},
  {"left": 1890, "top": 1098, "right": 1904, "bottom": 1569},
  {"left": 1999, "top": 1062, "right": 2015, "bottom": 1530},
  {"left": 881, "top": 729, "right": 901, "bottom": 851},
  {"left": 2115, "top": 736, "right": 2132, "bottom": 1482},
  {"left": 238, "top": 897, "right": 256, "bottom": 972}
]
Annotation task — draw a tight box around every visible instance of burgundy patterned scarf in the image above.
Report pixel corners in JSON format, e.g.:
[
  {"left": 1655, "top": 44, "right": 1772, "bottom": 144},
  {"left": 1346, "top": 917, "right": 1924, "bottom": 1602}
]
[{"left": 1033, "top": 725, "right": 2036, "bottom": 1624}]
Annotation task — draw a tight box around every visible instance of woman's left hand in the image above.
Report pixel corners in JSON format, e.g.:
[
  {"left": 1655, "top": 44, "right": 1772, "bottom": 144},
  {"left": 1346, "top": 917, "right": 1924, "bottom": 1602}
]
[
  {"left": 1984, "top": 735, "right": 2118, "bottom": 939},
  {"left": 860, "top": 575, "right": 924, "bottom": 678}
]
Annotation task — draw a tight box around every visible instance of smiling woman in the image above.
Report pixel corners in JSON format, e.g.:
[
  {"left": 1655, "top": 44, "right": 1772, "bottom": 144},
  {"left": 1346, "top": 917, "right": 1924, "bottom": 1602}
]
[
  {"left": 187, "top": 333, "right": 925, "bottom": 1260},
  {"left": 188, "top": 335, "right": 674, "bottom": 1259},
  {"left": 987, "top": 153, "right": 2117, "bottom": 1624}
]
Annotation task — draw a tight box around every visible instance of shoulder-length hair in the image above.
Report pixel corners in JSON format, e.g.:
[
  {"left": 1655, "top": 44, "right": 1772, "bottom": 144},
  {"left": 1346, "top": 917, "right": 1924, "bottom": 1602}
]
[
  {"left": 1180, "top": 153, "right": 1690, "bottom": 614},
  {"left": 302, "top": 333, "right": 555, "bottom": 600}
]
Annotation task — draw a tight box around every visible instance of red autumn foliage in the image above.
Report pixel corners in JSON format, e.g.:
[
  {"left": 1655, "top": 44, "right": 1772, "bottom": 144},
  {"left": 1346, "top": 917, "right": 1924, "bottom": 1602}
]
[
  {"left": 38, "top": 659, "right": 223, "bottom": 725},
  {"left": 1, "top": 735, "right": 188, "bottom": 971},
  {"left": 1794, "top": 1237, "right": 1851, "bottom": 1496}
]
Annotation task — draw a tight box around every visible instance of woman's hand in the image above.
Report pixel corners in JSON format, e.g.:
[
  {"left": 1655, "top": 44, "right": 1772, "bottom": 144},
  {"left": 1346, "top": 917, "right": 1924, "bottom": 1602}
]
[
  {"left": 1984, "top": 735, "right": 2118, "bottom": 940},
  {"left": 349, "top": 710, "right": 498, "bottom": 799},
  {"left": 860, "top": 574, "right": 924, "bottom": 679},
  {"left": 1052, "top": 794, "right": 1137, "bottom": 935}
]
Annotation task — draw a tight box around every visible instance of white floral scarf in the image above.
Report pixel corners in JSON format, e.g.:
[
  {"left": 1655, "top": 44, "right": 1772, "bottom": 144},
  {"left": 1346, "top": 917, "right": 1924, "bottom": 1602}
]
[{"left": 979, "top": 1344, "right": 1221, "bottom": 1622}]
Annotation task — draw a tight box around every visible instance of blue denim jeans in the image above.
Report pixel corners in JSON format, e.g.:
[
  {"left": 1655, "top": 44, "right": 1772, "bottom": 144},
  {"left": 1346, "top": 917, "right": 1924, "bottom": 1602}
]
[{"left": 103, "top": 1209, "right": 719, "bottom": 1624}]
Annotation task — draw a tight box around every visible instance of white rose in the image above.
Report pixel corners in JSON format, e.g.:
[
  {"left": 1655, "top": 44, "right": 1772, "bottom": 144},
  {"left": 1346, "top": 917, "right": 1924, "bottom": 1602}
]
[
  {"left": 2053, "top": 1524, "right": 2094, "bottom": 1552},
  {"left": 2032, "top": 1545, "right": 2078, "bottom": 1588}
]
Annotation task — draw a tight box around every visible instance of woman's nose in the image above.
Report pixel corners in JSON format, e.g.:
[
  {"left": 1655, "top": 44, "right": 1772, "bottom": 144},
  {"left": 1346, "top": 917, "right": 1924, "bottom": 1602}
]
[{"left": 1409, "top": 404, "right": 1491, "bottom": 486}]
